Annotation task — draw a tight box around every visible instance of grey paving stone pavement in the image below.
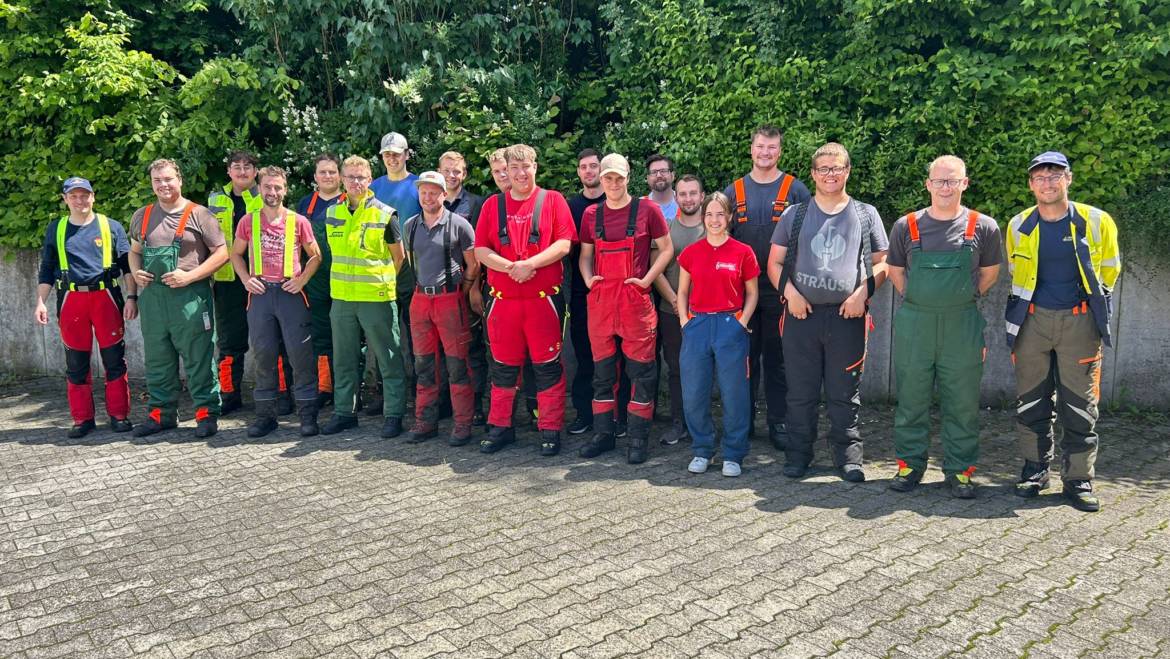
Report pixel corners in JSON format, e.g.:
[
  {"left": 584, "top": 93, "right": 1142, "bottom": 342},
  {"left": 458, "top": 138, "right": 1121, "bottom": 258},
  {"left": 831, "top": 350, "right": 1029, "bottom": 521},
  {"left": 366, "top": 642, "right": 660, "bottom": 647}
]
[{"left": 1, "top": 377, "right": 1168, "bottom": 658}]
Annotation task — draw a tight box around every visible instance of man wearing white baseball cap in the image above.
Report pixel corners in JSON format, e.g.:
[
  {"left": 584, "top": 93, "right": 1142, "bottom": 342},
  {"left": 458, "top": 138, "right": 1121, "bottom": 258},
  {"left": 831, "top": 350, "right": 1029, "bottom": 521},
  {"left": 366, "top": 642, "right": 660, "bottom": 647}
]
[{"left": 400, "top": 171, "right": 480, "bottom": 445}]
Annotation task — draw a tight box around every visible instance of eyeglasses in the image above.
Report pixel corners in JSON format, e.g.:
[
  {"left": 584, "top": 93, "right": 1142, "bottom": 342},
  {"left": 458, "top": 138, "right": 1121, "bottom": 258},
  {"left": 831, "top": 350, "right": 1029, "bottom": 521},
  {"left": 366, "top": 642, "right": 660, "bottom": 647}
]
[
  {"left": 229, "top": 164, "right": 255, "bottom": 172},
  {"left": 343, "top": 175, "right": 370, "bottom": 183},
  {"left": 929, "top": 178, "right": 965, "bottom": 189},
  {"left": 1030, "top": 173, "right": 1067, "bottom": 185},
  {"left": 648, "top": 168, "right": 673, "bottom": 177},
  {"left": 439, "top": 169, "right": 463, "bottom": 177},
  {"left": 813, "top": 166, "right": 848, "bottom": 176}
]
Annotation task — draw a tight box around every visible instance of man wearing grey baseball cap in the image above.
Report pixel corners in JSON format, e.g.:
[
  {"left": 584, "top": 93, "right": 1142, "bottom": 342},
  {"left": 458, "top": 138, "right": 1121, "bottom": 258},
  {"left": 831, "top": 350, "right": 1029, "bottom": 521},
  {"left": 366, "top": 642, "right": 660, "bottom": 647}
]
[{"left": 1005, "top": 151, "right": 1121, "bottom": 512}]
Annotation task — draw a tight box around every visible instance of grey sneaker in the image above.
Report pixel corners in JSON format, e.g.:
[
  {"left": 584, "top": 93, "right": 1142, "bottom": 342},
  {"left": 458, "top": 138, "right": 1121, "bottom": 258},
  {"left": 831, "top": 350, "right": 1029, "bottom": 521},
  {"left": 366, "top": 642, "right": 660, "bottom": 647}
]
[
  {"left": 688, "top": 457, "right": 710, "bottom": 473},
  {"left": 722, "top": 461, "right": 742, "bottom": 477}
]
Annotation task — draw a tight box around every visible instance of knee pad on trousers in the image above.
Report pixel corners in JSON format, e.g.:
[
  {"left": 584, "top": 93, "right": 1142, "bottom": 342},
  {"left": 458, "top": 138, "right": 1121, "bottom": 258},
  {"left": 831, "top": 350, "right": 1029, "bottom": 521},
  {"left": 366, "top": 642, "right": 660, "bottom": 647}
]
[
  {"left": 1016, "top": 382, "right": 1053, "bottom": 427},
  {"left": 592, "top": 354, "right": 619, "bottom": 393},
  {"left": 532, "top": 359, "right": 563, "bottom": 392},
  {"left": 99, "top": 341, "right": 128, "bottom": 381},
  {"left": 65, "top": 348, "right": 91, "bottom": 385},
  {"left": 625, "top": 358, "right": 657, "bottom": 405},
  {"left": 445, "top": 355, "right": 471, "bottom": 386},
  {"left": 491, "top": 362, "right": 521, "bottom": 388},
  {"left": 415, "top": 353, "right": 437, "bottom": 387}
]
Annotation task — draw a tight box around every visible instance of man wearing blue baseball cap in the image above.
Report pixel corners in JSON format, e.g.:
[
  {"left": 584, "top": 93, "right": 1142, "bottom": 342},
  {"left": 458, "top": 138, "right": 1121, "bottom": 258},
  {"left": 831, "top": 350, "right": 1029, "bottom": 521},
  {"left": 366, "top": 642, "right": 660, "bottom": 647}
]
[
  {"left": 1005, "top": 151, "right": 1121, "bottom": 512},
  {"left": 35, "top": 177, "right": 137, "bottom": 437}
]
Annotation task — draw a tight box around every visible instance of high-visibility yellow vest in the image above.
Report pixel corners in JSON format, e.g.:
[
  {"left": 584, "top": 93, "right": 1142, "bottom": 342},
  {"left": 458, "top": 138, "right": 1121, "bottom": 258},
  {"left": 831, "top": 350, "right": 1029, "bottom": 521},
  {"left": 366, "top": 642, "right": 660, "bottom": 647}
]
[
  {"left": 209, "top": 183, "right": 262, "bottom": 281},
  {"left": 1005, "top": 201, "right": 1121, "bottom": 346},
  {"left": 249, "top": 210, "right": 297, "bottom": 278},
  {"left": 55, "top": 214, "right": 116, "bottom": 290},
  {"left": 325, "top": 192, "right": 398, "bottom": 302}
]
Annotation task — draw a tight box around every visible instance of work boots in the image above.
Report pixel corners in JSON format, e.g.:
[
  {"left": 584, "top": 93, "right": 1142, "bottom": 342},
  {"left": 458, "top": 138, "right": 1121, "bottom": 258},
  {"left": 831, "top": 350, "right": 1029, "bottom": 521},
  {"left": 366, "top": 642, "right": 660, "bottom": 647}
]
[
  {"left": 579, "top": 412, "right": 616, "bottom": 459},
  {"left": 247, "top": 399, "right": 279, "bottom": 438},
  {"left": 298, "top": 400, "right": 320, "bottom": 437},
  {"left": 626, "top": 416, "right": 650, "bottom": 464}
]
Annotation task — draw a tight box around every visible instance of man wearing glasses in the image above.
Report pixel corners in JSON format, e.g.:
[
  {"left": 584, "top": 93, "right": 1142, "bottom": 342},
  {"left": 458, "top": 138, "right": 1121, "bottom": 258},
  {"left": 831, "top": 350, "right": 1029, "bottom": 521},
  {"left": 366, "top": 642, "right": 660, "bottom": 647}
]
[
  {"left": 725, "top": 125, "right": 812, "bottom": 452},
  {"left": 1005, "top": 152, "right": 1120, "bottom": 512},
  {"left": 885, "top": 156, "right": 1002, "bottom": 499},
  {"left": 645, "top": 154, "right": 678, "bottom": 222},
  {"left": 320, "top": 155, "right": 407, "bottom": 438},
  {"left": 766, "top": 143, "right": 887, "bottom": 482}
]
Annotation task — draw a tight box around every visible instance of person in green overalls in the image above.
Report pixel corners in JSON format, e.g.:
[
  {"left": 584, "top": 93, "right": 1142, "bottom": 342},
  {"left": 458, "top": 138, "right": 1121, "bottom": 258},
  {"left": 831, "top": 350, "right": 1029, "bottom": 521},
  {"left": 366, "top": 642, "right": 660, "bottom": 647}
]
[
  {"left": 128, "top": 158, "right": 229, "bottom": 438},
  {"left": 886, "top": 155, "right": 1003, "bottom": 498}
]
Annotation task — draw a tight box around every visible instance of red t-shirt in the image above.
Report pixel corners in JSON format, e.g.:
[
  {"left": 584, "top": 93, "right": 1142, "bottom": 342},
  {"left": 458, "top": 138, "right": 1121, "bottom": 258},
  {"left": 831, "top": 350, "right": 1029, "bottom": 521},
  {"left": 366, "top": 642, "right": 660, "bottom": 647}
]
[
  {"left": 579, "top": 198, "right": 669, "bottom": 279},
  {"left": 678, "top": 237, "right": 760, "bottom": 313},
  {"left": 235, "top": 211, "right": 316, "bottom": 282},
  {"left": 474, "top": 187, "right": 578, "bottom": 297}
]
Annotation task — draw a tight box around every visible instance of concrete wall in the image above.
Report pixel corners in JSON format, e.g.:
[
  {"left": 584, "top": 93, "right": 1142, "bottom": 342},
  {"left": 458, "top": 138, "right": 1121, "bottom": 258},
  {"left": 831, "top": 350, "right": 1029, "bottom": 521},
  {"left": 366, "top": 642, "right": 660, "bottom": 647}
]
[{"left": 4, "top": 247, "right": 1168, "bottom": 410}]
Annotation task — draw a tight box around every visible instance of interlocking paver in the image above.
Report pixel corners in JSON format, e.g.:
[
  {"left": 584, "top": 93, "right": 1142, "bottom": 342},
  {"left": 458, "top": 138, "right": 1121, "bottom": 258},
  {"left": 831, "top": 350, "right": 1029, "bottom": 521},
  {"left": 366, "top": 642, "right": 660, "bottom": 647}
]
[{"left": 1, "top": 377, "right": 1168, "bottom": 657}]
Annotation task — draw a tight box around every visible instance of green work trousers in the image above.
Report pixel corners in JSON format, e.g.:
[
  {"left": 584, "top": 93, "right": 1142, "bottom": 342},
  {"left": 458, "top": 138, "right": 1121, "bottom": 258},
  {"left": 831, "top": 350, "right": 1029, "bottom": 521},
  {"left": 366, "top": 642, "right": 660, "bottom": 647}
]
[
  {"left": 331, "top": 299, "right": 405, "bottom": 418},
  {"left": 892, "top": 239, "right": 985, "bottom": 475},
  {"left": 139, "top": 277, "right": 220, "bottom": 424}
]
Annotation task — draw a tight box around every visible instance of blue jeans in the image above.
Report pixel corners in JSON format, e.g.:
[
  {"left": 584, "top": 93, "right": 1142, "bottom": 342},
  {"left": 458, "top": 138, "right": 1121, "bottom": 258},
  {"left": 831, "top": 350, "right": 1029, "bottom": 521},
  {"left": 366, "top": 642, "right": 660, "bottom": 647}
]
[{"left": 680, "top": 312, "right": 751, "bottom": 463}]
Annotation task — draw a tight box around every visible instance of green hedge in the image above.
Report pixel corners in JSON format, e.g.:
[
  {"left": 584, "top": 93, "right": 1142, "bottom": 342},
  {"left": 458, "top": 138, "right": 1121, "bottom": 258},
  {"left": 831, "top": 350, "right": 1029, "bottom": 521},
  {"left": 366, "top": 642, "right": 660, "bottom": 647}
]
[{"left": 3, "top": 1, "right": 1168, "bottom": 249}]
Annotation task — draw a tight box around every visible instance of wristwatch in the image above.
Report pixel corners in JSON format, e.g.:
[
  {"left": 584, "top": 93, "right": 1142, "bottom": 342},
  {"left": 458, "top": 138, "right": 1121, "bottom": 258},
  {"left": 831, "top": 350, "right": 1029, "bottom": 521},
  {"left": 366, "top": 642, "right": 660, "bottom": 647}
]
[{"left": 126, "top": 294, "right": 139, "bottom": 300}]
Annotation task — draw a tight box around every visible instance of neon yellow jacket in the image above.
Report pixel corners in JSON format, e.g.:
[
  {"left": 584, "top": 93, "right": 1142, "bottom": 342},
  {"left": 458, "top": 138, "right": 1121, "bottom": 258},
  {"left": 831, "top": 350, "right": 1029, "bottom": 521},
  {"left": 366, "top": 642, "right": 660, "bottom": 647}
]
[
  {"left": 325, "top": 192, "right": 399, "bottom": 302},
  {"left": 1005, "top": 201, "right": 1121, "bottom": 346}
]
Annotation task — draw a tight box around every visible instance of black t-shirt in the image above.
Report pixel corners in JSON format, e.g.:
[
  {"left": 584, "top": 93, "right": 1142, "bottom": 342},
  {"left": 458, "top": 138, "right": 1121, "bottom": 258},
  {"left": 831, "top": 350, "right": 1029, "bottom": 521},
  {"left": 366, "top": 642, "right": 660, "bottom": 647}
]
[{"left": 567, "top": 191, "right": 604, "bottom": 297}]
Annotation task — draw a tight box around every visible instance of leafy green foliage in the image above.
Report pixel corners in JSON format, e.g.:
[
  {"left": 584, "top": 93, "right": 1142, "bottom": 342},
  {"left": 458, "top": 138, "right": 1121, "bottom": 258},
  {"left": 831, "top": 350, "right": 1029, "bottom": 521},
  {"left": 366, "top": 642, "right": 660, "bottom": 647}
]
[
  {"left": 600, "top": 0, "right": 1170, "bottom": 224},
  {"left": 2, "top": 0, "right": 1168, "bottom": 250}
]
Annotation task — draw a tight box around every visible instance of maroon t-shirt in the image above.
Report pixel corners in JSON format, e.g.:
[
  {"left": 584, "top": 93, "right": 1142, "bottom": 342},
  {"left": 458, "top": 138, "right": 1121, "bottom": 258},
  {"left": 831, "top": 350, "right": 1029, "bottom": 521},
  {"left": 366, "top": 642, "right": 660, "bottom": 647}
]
[
  {"left": 579, "top": 198, "right": 669, "bottom": 279},
  {"left": 678, "top": 237, "right": 760, "bottom": 313}
]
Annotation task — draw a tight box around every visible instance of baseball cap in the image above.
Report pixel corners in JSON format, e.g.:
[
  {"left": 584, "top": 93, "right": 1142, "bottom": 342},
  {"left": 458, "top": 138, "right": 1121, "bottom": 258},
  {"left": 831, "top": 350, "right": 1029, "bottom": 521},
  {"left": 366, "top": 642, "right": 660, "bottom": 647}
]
[
  {"left": 1028, "top": 151, "right": 1070, "bottom": 171},
  {"left": 62, "top": 177, "right": 93, "bottom": 194},
  {"left": 599, "top": 153, "right": 630, "bottom": 178},
  {"left": 414, "top": 171, "right": 447, "bottom": 192},
  {"left": 379, "top": 132, "right": 409, "bottom": 154}
]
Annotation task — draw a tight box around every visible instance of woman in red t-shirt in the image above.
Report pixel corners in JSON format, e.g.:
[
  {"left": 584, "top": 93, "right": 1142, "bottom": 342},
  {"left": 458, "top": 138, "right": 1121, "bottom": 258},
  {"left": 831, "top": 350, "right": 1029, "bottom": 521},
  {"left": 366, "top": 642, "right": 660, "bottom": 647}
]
[{"left": 676, "top": 192, "right": 760, "bottom": 477}]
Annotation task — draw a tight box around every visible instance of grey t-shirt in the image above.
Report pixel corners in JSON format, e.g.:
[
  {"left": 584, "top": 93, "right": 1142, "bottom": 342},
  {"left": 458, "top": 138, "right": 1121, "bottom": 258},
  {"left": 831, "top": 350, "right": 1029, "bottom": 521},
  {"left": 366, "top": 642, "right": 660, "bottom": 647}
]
[
  {"left": 724, "top": 173, "right": 812, "bottom": 276},
  {"left": 403, "top": 210, "right": 476, "bottom": 289},
  {"left": 657, "top": 217, "right": 706, "bottom": 314},
  {"left": 887, "top": 207, "right": 1003, "bottom": 291},
  {"left": 771, "top": 199, "right": 889, "bottom": 305}
]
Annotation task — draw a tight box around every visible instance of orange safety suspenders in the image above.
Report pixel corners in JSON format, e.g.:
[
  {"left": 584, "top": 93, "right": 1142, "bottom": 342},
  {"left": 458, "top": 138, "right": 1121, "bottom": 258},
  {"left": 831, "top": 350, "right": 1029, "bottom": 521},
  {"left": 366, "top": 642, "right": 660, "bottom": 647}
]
[
  {"left": 141, "top": 202, "right": 197, "bottom": 242},
  {"left": 734, "top": 174, "right": 795, "bottom": 223}
]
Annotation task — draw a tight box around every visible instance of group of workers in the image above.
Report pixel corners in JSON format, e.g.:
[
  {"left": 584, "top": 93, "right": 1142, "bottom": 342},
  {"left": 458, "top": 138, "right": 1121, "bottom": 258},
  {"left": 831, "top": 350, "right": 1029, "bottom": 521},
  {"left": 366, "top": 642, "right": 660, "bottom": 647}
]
[{"left": 36, "top": 125, "right": 1121, "bottom": 512}]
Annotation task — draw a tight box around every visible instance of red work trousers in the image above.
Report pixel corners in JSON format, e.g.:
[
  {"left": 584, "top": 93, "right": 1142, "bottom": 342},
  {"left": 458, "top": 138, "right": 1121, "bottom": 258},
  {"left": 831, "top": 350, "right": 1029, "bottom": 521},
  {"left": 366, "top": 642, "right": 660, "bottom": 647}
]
[
  {"left": 485, "top": 293, "right": 566, "bottom": 430},
  {"left": 410, "top": 290, "right": 475, "bottom": 428},
  {"left": 57, "top": 289, "right": 130, "bottom": 423}
]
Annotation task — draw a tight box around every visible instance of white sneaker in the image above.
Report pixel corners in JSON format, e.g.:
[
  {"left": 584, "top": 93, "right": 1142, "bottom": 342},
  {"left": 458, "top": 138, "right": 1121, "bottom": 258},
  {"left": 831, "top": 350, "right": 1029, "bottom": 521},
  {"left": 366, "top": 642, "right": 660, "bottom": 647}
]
[
  {"left": 688, "top": 457, "right": 709, "bottom": 473},
  {"left": 722, "top": 461, "right": 742, "bottom": 477}
]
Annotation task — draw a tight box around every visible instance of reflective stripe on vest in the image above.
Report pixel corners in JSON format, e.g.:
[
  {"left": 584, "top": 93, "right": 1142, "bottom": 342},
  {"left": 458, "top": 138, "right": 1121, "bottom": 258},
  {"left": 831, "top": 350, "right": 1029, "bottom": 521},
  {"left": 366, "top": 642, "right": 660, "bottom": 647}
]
[
  {"left": 250, "top": 210, "right": 297, "bottom": 278},
  {"left": 734, "top": 174, "right": 794, "bottom": 223},
  {"left": 209, "top": 184, "right": 262, "bottom": 281},
  {"left": 325, "top": 193, "right": 397, "bottom": 302},
  {"left": 55, "top": 214, "right": 114, "bottom": 290}
]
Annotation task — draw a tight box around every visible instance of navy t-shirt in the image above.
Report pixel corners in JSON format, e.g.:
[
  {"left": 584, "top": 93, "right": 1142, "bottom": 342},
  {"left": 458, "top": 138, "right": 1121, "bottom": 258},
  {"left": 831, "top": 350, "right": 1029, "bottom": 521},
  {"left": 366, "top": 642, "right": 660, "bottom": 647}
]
[
  {"left": 567, "top": 191, "right": 605, "bottom": 297},
  {"left": 1033, "top": 215, "right": 1082, "bottom": 310},
  {"left": 38, "top": 217, "right": 131, "bottom": 286}
]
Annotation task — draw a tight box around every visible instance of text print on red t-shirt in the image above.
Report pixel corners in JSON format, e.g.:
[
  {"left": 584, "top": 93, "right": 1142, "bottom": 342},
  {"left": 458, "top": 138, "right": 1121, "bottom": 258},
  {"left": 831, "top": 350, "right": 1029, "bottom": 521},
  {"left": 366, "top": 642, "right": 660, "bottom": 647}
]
[
  {"left": 715, "top": 260, "right": 739, "bottom": 273},
  {"left": 507, "top": 200, "right": 535, "bottom": 259}
]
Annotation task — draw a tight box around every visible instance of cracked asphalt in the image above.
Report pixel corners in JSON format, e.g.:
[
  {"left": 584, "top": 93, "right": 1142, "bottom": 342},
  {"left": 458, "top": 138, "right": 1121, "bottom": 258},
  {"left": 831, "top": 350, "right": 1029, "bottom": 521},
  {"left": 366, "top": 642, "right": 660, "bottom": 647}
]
[{"left": 1, "top": 377, "right": 1168, "bottom": 658}]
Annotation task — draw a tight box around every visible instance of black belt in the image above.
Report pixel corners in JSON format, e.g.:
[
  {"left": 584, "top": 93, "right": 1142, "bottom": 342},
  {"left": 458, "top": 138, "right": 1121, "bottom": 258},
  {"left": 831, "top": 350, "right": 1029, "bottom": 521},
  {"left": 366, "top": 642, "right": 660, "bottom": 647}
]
[{"left": 416, "top": 284, "right": 457, "bottom": 295}]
